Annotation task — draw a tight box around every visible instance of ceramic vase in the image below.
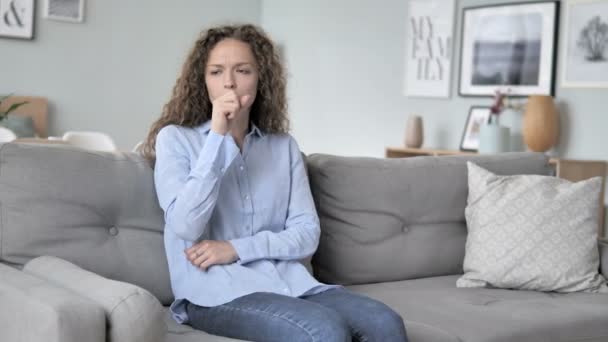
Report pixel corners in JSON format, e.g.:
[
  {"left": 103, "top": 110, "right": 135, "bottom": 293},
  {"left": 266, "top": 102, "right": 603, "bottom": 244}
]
[
  {"left": 0, "top": 114, "right": 35, "bottom": 138},
  {"left": 478, "top": 117, "right": 510, "bottom": 154},
  {"left": 523, "top": 95, "right": 558, "bottom": 152},
  {"left": 499, "top": 108, "right": 524, "bottom": 152},
  {"left": 405, "top": 115, "right": 423, "bottom": 148}
]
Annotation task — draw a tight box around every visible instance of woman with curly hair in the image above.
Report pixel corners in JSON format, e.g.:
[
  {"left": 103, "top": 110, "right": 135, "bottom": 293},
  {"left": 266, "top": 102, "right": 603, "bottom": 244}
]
[{"left": 143, "top": 24, "right": 408, "bottom": 342}]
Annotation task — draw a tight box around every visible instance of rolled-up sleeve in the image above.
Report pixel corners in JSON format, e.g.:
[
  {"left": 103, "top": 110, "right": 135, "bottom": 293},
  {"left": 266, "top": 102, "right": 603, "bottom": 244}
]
[{"left": 154, "top": 126, "right": 239, "bottom": 241}]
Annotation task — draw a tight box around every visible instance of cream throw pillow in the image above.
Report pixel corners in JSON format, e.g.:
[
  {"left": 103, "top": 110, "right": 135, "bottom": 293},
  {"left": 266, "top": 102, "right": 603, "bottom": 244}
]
[{"left": 457, "top": 162, "right": 608, "bottom": 293}]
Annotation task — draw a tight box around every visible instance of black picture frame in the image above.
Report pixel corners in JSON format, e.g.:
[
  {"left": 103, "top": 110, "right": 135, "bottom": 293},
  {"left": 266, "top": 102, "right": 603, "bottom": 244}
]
[
  {"left": 460, "top": 106, "right": 492, "bottom": 152},
  {"left": 0, "top": 0, "right": 35, "bottom": 40},
  {"left": 458, "top": 1, "right": 559, "bottom": 97}
]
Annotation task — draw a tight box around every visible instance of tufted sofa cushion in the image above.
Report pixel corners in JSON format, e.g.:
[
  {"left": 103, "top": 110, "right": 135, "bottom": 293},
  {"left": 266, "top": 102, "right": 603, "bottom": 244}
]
[
  {"left": 0, "top": 143, "right": 173, "bottom": 304},
  {"left": 306, "top": 152, "right": 551, "bottom": 285}
]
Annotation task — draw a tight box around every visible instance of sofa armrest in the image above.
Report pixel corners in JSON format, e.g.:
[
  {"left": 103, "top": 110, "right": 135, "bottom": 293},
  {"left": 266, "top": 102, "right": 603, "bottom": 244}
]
[
  {"left": 0, "top": 263, "right": 105, "bottom": 342},
  {"left": 599, "top": 238, "right": 608, "bottom": 277},
  {"left": 24, "top": 256, "right": 166, "bottom": 342}
]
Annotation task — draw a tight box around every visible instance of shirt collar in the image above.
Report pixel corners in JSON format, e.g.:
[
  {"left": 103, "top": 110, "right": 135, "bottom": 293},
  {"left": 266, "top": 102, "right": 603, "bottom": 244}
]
[
  {"left": 250, "top": 124, "right": 265, "bottom": 138},
  {"left": 198, "top": 121, "right": 265, "bottom": 138}
]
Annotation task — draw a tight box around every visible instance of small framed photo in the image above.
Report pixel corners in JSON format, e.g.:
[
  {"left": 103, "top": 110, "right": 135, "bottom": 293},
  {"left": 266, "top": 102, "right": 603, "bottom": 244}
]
[
  {"left": 459, "top": 1, "right": 559, "bottom": 97},
  {"left": 44, "top": 0, "right": 85, "bottom": 23},
  {"left": 0, "top": 0, "right": 35, "bottom": 40},
  {"left": 460, "top": 106, "right": 491, "bottom": 152},
  {"left": 562, "top": 0, "right": 608, "bottom": 88}
]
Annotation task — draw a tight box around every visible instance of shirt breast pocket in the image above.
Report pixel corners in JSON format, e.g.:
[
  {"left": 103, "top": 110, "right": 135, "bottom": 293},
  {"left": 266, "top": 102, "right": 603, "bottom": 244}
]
[
  {"left": 248, "top": 153, "right": 291, "bottom": 234},
  {"left": 253, "top": 189, "right": 289, "bottom": 233}
]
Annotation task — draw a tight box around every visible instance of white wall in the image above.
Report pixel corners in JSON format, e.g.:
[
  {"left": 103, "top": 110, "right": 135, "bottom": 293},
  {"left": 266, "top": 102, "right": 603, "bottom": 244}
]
[
  {"left": 261, "top": 0, "right": 608, "bottom": 160},
  {"left": 4, "top": 0, "right": 604, "bottom": 157},
  {"left": 261, "top": 0, "right": 608, "bottom": 236},
  {"left": 0, "top": 0, "right": 261, "bottom": 150}
]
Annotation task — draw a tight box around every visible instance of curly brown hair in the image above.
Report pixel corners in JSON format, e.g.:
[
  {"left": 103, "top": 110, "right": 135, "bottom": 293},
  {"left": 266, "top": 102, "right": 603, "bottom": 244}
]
[{"left": 141, "top": 24, "right": 289, "bottom": 162}]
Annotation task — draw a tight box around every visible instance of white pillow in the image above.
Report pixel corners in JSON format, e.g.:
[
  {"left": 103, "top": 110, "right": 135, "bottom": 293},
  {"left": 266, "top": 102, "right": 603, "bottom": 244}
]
[{"left": 457, "top": 162, "right": 608, "bottom": 293}]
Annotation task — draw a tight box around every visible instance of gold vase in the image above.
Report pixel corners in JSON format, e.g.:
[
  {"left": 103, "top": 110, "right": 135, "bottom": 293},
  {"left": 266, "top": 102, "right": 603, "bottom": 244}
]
[{"left": 523, "top": 95, "right": 558, "bottom": 152}]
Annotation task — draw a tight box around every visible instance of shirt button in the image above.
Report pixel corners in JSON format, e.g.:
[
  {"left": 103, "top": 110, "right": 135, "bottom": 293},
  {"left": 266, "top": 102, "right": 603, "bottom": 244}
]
[
  {"left": 283, "top": 288, "right": 289, "bottom": 294},
  {"left": 244, "top": 195, "right": 249, "bottom": 200},
  {"left": 239, "top": 165, "right": 244, "bottom": 171},
  {"left": 220, "top": 167, "right": 224, "bottom": 172},
  {"left": 108, "top": 226, "right": 118, "bottom": 236}
]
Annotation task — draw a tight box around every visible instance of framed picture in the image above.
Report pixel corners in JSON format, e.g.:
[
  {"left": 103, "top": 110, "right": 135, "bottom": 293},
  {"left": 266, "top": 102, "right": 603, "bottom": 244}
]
[
  {"left": 561, "top": 0, "right": 608, "bottom": 88},
  {"left": 404, "top": 0, "right": 456, "bottom": 98},
  {"left": 44, "top": 0, "right": 85, "bottom": 23},
  {"left": 460, "top": 106, "right": 491, "bottom": 152},
  {"left": 459, "top": 1, "right": 559, "bottom": 97},
  {"left": 0, "top": 0, "right": 35, "bottom": 40}
]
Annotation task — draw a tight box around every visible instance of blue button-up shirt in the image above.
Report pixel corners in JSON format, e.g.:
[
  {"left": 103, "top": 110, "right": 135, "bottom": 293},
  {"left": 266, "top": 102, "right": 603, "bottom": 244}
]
[{"left": 154, "top": 121, "right": 338, "bottom": 324}]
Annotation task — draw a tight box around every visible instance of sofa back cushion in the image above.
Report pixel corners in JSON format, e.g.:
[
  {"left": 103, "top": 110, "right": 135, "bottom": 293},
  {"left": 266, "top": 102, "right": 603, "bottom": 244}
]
[
  {"left": 306, "top": 152, "right": 550, "bottom": 285},
  {"left": 0, "top": 143, "right": 173, "bottom": 304}
]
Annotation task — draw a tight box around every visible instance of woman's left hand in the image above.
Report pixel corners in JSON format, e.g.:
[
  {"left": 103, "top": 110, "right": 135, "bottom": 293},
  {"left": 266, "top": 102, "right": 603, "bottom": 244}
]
[{"left": 185, "top": 240, "right": 239, "bottom": 270}]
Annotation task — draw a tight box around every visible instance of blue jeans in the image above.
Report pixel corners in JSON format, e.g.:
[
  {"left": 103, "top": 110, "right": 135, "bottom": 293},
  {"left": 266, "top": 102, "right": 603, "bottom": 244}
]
[{"left": 185, "top": 288, "right": 408, "bottom": 342}]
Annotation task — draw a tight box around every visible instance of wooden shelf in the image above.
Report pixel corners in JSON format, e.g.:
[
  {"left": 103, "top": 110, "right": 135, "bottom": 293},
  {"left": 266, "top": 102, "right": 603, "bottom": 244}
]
[{"left": 385, "top": 146, "right": 476, "bottom": 158}]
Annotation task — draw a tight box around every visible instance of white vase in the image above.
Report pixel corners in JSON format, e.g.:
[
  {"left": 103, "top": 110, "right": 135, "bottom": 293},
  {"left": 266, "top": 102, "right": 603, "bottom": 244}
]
[
  {"left": 478, "top": 121, "right": 510, "bottom": 154},
  {"left": 499, "top": 108, "right": 524, "bottom": 152}
]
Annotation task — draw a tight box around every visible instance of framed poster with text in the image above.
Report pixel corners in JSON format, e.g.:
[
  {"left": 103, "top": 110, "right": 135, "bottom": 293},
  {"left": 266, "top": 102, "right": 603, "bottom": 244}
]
[
  {"left": 404, "top": 0, "right": 455, "bottom": 98},
  {"left": 0, "top": 0, "right": 35, "bottom": 40}
]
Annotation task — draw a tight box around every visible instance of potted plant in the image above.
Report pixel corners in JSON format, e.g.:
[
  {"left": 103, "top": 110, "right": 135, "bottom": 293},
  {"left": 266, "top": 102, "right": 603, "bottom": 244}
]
[
  {"left": 478, "top": 90, "right": 511, "bottom": 154},
  {"left": 0, "top": 94, "right": 33, "bottom": 138},
  {"left": 489, "top": 90, "right": 506, "bottom": 124},
  {"left": 0, "top": 94, "right": 28, "bottom": 121}
]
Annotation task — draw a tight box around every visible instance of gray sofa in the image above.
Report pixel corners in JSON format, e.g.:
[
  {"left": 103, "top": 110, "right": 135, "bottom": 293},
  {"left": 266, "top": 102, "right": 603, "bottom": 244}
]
[{"left": 0, "top": 142, "right": 607, "bottom": 342}]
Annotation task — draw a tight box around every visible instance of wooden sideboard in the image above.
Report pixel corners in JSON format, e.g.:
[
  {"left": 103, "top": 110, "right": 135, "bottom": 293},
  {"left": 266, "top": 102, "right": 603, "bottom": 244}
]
[{"left": 385, "top": 147, "right": 607, "bottom": 237}]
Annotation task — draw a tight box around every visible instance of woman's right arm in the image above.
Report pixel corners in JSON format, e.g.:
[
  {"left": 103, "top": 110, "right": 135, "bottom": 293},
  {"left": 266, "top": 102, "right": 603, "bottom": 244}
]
[{"left": 154, "top": 125, "right": 239, "bottom": 241}]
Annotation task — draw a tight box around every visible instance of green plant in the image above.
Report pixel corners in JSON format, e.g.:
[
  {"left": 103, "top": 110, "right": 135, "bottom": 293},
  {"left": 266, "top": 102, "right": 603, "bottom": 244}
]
[{"left": 0, "top": 94, "right": 28, "bottom": 121}]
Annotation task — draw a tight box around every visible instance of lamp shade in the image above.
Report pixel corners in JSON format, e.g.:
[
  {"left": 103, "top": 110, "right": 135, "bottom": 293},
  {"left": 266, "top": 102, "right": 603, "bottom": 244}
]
[{"left": 523, "top": 95, "right": 559, "bottom": 152}]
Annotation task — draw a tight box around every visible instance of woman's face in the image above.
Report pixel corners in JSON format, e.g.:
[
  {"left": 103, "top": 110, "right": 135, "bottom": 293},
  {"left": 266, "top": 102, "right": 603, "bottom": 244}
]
[{"left": 205, "top": 38, "right": 259, "bottom": 109}]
